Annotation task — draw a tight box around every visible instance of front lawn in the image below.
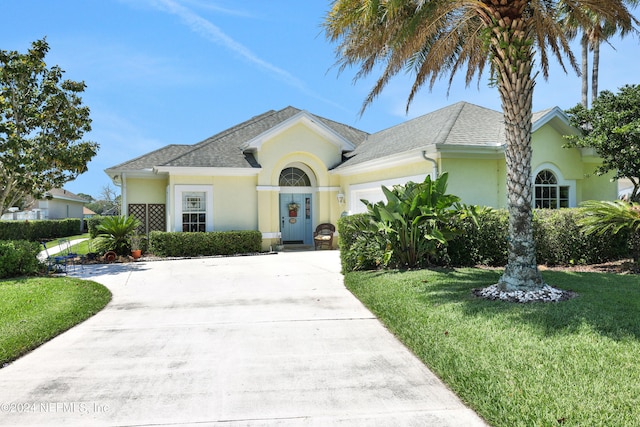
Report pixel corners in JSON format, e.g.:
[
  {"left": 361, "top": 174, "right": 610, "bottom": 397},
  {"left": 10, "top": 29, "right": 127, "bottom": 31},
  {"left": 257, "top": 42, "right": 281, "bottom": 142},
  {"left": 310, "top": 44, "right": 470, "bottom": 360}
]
[
  {"left": 0, "top": 277, "right": 111, "bottom": 366},
  {"left": 345, "top": 268, "right": 640, "bottom": 426}
]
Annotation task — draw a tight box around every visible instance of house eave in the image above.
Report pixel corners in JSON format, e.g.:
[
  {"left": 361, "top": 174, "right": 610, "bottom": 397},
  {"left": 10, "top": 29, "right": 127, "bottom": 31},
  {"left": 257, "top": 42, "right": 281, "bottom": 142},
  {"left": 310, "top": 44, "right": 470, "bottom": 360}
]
[
  {"left": 104, "top": 168, "right": 165, "bottom": 181},
  {"left": 436, "top": 143, "right": 505, "bottom": 159},
  {"left": 154, "top": 166, "right": 261, "bottom": 176},
  {"left": 331, "top": 149, "right": 428, "bottom": 176}
]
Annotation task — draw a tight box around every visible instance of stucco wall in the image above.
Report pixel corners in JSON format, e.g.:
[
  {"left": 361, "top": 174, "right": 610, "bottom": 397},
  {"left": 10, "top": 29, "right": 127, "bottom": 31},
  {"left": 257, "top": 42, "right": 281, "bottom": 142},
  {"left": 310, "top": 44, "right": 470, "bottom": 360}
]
[
  {"left": 126, "top": 178, "right": 167, "bottom": 204},
  {"left": 213, "top": 176, "right": 258, "bottom": 231},
  {"left": 441, "top": 158, "right": 502, "bottom": 207}
]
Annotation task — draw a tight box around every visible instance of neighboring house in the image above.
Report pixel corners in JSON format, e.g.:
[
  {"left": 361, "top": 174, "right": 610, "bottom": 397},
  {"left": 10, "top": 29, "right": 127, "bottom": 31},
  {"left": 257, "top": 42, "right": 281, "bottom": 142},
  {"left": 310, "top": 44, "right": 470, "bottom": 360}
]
[
  {"left": 83, "top": 206, "right": 97, "bottom": 219},
  {"left": 1, "top": 189, "right": 86, "bottom": 229},
  {"left": 105, "top": 102, "right": 616, "bottom": 250}
]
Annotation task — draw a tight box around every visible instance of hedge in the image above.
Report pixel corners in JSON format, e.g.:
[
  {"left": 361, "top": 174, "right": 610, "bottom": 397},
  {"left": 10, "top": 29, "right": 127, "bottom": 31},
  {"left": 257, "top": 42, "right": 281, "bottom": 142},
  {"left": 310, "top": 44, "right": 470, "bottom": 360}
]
[
  {"left": 0, "top": 240, "right": 42, "bottom": 278},
  {"left": 149, "top": 230, "right": 262, "bottom": 257},
  {"left": 0, "top": 219, "right": 82, "bottom": 242},
  {"left": 87, "top": 215, "right": 106, "bottom": 239},
  {"left": 340, "top": 208, "right": 632, "bottom": 271}
]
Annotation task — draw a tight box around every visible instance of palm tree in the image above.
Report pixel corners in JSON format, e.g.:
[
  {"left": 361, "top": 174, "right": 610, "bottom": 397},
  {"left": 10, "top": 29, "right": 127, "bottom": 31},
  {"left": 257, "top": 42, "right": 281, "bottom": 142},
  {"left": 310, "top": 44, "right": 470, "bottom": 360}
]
[
  {"left": 324, "top": 0, "right": 636, "bottom": 292},
  {"left": 560, "top": 1, "right": 639, "bottom": 107}
]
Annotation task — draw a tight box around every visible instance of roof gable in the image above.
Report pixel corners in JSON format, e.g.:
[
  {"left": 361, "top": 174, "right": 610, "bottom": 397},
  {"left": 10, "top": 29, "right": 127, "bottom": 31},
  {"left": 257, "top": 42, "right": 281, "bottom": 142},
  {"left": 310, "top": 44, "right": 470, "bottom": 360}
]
[
  {"left": 531, "top": 106, "right": 578, "bottom": 136},
  {"left": 243, "top": 110, "right": 357, "bottom": 153}
]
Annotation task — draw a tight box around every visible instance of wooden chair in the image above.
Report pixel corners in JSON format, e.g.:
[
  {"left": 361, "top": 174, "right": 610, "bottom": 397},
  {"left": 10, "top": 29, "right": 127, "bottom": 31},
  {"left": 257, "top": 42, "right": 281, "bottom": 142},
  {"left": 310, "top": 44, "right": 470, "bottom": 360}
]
[{"left": 313, "top": 223, "right": 335, "bottom": 250}]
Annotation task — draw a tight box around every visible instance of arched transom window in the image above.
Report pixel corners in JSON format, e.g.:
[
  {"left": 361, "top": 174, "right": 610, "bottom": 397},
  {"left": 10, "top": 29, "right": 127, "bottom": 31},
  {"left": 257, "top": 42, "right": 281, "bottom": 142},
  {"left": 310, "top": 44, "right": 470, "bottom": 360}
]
[
  {"left": 534, "top": 170, "right": 569, "bottom": 209},
  {"left": 279, "top": 167, "right": 311, "bottom": 187}
]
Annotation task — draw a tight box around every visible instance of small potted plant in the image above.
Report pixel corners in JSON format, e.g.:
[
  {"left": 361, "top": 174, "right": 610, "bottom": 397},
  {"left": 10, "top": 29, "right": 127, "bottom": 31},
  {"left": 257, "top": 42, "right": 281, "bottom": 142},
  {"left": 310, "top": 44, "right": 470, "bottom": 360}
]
[
  {"left": 288, "top": 202, "right": 299, "bottom": 217},
  {"left": 130, "top": 234, "right": 143, "bottom": 259}
]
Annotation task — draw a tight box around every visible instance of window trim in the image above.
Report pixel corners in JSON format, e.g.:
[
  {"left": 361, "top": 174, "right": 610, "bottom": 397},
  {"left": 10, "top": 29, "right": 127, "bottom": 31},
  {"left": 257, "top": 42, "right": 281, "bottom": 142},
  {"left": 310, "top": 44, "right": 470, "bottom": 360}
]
[
  {"left": 532, "top": 164, "right": 576, "bottom": 208},
  {"left": 174, "top": 185, "right": 214, "bottom": 232}
]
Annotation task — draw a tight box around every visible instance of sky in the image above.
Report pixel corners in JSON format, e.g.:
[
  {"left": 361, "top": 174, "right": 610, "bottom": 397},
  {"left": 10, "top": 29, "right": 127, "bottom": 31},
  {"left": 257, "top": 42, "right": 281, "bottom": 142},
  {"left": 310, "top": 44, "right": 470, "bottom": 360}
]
[{"left": 2, "top": 1, "right": 639, "bottom": 199}]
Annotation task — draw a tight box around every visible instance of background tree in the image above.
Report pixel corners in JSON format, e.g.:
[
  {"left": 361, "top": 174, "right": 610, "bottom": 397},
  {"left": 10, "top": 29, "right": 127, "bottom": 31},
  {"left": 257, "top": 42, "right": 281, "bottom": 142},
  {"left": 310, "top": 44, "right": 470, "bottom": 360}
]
[
  {"left": 76, "top": 193, "right": 94, "bottom": 203},
  {"left": 0, "top": 39, "right": 98, "bottom": 215},
  {"left": 84, "top": 184, "right": 120, "bottom": 215},
  {"left": 324, "top": 0, "right": 636, "bottom": 292},
  {"left": 565, "top": 84, "right": 640, "bottom": 201}
]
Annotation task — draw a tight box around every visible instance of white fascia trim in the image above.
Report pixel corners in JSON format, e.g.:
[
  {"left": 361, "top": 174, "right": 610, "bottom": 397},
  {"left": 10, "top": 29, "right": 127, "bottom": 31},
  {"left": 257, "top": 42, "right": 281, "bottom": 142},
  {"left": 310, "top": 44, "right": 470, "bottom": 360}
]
[
  {"left": 243, "top": 111, "right": 356, "bottom": 153},
  {"left": 332, "top": 149, "right": 424, "bottom": 176},
  {"left": 155, "top": 166, "right": 260, "bottom": 176},
  {"left": 436, "top": 143, "right": 504, "bottom": 157},
  {"left": 531, "top": 106, "right": 568, "bottom": 133},
  {"left": 107, "top": 168, "right": 165, "bottom": 179},
  {"left": 46, "top": 194, "right": 85, "bottom": 203}
]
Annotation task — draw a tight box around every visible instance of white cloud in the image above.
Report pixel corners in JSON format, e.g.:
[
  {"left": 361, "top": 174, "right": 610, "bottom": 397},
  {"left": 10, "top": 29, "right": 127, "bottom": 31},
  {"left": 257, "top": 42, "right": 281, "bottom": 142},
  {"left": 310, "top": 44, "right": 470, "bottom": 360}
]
[{"left": 133, "top": 0, "right": 348, "bottom": 111}]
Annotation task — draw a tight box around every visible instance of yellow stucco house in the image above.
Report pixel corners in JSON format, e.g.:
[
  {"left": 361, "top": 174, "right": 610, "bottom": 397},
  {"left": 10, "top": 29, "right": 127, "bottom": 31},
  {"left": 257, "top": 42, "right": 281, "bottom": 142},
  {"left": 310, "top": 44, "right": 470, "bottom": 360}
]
[{"left": 105, "top": 102, "right": 615, "bottom": 250}]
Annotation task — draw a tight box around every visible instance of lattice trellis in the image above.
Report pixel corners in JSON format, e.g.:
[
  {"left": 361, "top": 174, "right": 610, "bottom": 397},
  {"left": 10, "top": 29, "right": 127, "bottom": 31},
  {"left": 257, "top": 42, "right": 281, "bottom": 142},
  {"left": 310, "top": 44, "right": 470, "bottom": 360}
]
[
  {"left": 128, "top": 203, "right": 166, "bottom": 235},
  {"left": 148, "top": 204, "right": 165, "bottom": 232},
  {"left": 128, "top": 204, "right": 147, "bottom": 234}
]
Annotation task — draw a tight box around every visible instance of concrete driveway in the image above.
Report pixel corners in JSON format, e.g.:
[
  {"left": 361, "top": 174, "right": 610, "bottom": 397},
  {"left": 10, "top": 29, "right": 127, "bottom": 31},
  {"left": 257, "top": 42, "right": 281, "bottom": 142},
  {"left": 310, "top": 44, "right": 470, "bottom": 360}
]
[{"left": 0, "top": 251, "right": 487, "bottom": 426}]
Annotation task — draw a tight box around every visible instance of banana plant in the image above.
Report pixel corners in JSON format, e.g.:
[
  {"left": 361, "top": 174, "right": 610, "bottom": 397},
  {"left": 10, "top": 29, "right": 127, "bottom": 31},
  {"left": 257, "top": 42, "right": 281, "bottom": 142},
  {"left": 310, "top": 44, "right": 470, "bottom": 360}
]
[{"left": 362, "top": 173, "right": 462, "bottom": 268}]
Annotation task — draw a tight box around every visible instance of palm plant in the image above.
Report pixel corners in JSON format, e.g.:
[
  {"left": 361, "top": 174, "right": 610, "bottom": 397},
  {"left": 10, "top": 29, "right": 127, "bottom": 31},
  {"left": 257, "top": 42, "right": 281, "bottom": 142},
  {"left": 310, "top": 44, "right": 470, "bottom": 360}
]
[
  {"left": 324, "top": 0, "right": 636, "bottom": 292},
  {"left": 94, "top": 215, "right": 141, "bottom": 256},
  {"left": 579, "top": 200, "right": 640, "bottom": 262}
]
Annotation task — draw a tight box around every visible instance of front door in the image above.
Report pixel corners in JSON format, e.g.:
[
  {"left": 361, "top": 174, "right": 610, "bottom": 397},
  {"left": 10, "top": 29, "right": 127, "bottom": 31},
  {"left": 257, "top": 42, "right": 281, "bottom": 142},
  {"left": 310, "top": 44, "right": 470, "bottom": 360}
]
[{"left": 280, "top": 193, "right": 311, "bottom": 244}]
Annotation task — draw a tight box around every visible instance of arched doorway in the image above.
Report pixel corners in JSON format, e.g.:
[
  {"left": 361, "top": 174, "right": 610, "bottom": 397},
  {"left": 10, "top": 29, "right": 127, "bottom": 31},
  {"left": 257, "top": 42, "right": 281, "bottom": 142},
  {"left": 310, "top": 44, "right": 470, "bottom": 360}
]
[{"left": 279, "top": 167, "right": 313, "bottom": 245}]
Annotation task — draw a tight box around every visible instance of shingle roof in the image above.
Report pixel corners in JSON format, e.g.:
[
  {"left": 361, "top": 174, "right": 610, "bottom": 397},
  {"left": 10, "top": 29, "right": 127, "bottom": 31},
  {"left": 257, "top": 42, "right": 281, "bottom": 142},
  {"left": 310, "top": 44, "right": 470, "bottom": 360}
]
[
  {"left": 107, "top": 107, "right": 369, "bottom": 171},
  {"left": 107, "top": 102, "right": 558, "bottom": 173},
  {"left": 107, "top": 144, "right": 192, "bottom": 170},
  {"left": 336, "top": 102, "right": 504, "bottom": 169},
  {"left": 45, "top": 188, "right": 88, "bottom": 202}
]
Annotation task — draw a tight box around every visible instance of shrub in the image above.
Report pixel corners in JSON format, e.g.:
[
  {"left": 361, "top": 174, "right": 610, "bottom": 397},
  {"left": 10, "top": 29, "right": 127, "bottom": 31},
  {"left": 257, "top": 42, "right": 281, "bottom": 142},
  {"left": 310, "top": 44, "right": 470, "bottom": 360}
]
[
  {"left": 338, "top": 213, "right": 386, "bottom": 273},
  {"left": 446, "top": 208, "right": 509, "bottom": 267},
  {"left": 343, "top": 206, "right": 632, "bottom": 271},
  {"left": 0, "top": 240, "right": 41, "bottom": 278},
  {"left": 534, "top": 208, "right": 630, "bottom": 265},
  {"left": 87, "top": 215, "right": 106, "bottom": 239},
  {"left": 149, "top": 230, "right": 262, "bottom": 257},
  {"left": 0, "top": 219, "right": 81, "bottom": 241}
]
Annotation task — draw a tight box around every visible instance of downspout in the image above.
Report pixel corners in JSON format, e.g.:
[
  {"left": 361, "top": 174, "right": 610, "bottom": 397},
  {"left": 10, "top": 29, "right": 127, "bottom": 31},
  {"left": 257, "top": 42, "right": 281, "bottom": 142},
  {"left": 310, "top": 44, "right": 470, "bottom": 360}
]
[
  {"left": 111, "top": 172, "right": 126, "bottom": 216},
  {"left": 422, "top": 151, "right": 439, "bottom": 178},
  {"left": 121, "top": 172, "right": 126, "bottom": 217}
]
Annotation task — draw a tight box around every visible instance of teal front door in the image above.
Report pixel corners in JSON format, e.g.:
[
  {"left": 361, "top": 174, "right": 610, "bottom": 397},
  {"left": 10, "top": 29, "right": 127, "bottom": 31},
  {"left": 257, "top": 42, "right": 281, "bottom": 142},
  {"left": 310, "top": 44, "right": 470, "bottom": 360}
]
[{"left": 280, "top": 193, "right": 311, "bottom": 244}]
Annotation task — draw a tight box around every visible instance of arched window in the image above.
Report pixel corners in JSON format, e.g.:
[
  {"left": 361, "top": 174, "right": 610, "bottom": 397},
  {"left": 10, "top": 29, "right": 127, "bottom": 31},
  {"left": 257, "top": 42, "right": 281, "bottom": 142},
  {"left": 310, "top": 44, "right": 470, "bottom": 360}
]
[
  {"left": 279, "top": 167, "right": 310, "bottom": 187},
  {"left": 534, "top": 170, "right": 569, "bottom": 209}
]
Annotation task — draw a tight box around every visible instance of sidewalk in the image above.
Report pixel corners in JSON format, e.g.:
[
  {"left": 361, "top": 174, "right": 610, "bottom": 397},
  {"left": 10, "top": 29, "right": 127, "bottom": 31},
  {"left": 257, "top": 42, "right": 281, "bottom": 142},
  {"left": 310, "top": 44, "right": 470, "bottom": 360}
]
[{"left": 37, "top": 238, "right": 89, "bottom": 262}]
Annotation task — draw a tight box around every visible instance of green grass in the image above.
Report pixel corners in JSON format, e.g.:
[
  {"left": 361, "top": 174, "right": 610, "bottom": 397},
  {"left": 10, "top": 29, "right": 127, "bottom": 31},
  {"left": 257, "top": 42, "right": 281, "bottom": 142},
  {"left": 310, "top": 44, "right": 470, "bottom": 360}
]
[
  {"left": 42, "top": 233, "right": 89, "bottom": 248},
  {"left": 345, "top": 268, "right": 640, "bottom": 426},
  {"left": 42, "top": 233, "right": 93, "bottom": 256},
  {"left": 0, "top": 276, "right": 111, "bottom": 366}
]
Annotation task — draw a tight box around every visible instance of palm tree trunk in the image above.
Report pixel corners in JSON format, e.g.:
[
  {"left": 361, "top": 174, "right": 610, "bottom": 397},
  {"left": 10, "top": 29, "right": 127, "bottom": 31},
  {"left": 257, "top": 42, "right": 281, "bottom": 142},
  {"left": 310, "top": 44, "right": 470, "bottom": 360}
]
[
  {"left": 488, "top": 6, "right": 546, "bottom": 292},
  {"left": 581, "top": 34, "right": 589, "bottom": 108},
  {"left": 592, "top": 38, "right": 600, "bottom": 104}
]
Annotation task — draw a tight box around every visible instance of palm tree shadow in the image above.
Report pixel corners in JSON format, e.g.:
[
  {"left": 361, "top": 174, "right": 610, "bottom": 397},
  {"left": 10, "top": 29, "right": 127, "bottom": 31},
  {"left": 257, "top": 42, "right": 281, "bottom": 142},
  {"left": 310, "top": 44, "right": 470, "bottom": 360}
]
[{"left": 418, "top": 268, "right": 640, "bottom": 341}]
